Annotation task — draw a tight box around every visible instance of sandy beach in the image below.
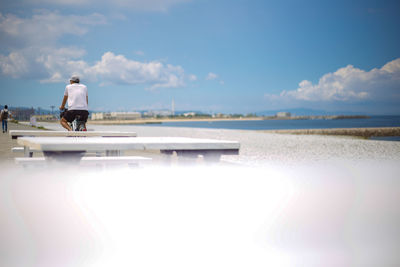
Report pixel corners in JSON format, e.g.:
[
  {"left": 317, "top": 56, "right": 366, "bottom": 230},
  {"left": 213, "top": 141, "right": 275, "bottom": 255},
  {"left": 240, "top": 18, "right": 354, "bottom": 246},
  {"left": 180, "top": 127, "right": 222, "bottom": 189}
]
[
  {"left": 43, "top": 121, "right": 400, "bottom": 163},
  {"left": 3, "top": 121, "right": 400, "bottom": 166}
]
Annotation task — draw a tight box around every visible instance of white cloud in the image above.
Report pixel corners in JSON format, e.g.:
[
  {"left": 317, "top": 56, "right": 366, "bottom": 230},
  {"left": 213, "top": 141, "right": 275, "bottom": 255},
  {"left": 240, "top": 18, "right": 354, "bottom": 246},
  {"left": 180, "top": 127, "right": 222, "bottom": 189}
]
[
  {"left": 1, "top": 49, "right": 189, "bottom": 89},
  {"left": 0, "top": 11, "right": 192, "bottom": 89},
  {"left": 205, "top": 72, "right": 224, "bottom": 85},
  {"left": 38, "top": 47, "right": 90, "bottom": 83},
  {"left": 0, "top": 46, "right": 89, "bottom": 82},
  {"left": 134, "top": 50, "right": 145, "bottom": 56},
  {"left": 188, "top": 74, "right": 197, "bottom": 81},
  {"left": 87, "top": 52, "right": 186, "bottom": 89},
  {"left": 20, "top": 0, "right": 190, "bottom": 12},
  {"left": 266, "top": 58, "right": 400, "bottom": 106},
  {"left": 0, "top": 52, "right": 30, "bottom": 78},
  {"left": 0, "top": 10, "right": 104, "bottom": 80},
  {"left": 0, "top": 11, "right": 106, "bottom": 49},
  {"left": 206, "top": 72, "right": 218, "bottom": 80}
]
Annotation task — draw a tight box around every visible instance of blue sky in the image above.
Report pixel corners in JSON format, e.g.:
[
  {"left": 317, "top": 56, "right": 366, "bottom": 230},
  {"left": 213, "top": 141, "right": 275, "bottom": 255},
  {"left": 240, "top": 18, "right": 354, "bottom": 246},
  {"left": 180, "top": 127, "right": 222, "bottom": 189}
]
[{"left": 1, "top": 0, "right": 399, "bottom": 114}]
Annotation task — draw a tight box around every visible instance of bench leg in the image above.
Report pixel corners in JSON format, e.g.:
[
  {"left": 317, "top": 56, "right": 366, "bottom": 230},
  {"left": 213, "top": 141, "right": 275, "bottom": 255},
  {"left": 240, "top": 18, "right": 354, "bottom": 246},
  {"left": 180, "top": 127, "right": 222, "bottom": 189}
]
[
  {"left": 24, "top": 146, "right": 33, "bottom": 158},
  {"left": 106, "top": 150, "right": 122, "bottom": 156},
  {"left": 160, "top": 150, "right": 173, "bottom": 165},
  {"left": 203, "top": 152, "right": 222, "bottom": 164},
  {"left": 161, "top": 150, "right": 227, "bottom": 165},
  {"left": 175, "top": 151, "right": 200, "bottom": 165},
  {"left": 43, "top": 151, "right": 85, "bottom": 163}
]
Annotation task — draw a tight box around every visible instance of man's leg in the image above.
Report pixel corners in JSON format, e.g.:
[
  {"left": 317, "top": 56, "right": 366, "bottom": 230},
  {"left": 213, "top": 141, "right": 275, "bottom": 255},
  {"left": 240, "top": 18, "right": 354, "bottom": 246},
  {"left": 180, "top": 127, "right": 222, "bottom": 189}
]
[
  {"left": 60, "top": 117, "right": 72, "bottom": 131},
  {"left": 4, "top": 120, "right": 7, "bottom": 132},
  {"left": 2, "top": 120, "right": 5, "bottom": 133}
]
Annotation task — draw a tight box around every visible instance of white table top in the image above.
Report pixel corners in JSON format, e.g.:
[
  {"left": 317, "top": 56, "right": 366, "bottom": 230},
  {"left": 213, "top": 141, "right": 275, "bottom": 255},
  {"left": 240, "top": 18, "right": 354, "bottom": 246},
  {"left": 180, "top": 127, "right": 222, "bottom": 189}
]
[
  {"left": 10, "top": 130, "right": 137, "bottom": 138},
  {"left": 17, "top": 137, "right": 240, "bottom": 152}
]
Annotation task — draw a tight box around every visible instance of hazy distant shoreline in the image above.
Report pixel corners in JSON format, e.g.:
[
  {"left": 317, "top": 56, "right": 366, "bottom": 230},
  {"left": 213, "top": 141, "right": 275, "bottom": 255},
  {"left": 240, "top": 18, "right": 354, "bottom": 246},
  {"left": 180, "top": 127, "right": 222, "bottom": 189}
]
[
  {"left": 87, "top": 117, "right": 264, "bottom": 125},
  {"left": 84, "top": 116, "right": 400, "bottom": 138},
  {"left": 16, "top": 117, "right": 400, "bottom": 139},
  {"left": 86, "top": 115, "right": 370, "bottom": 125}
]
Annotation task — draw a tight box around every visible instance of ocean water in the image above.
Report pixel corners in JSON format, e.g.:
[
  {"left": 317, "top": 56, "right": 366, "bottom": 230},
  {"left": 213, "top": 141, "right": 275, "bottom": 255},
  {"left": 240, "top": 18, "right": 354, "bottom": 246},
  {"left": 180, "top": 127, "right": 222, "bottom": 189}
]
[
  {"left": 142, "top": 115, "right": 400, "bottom": 141},
  {"left": 146, "top": 115, "right": 400, "bottom": 131}
]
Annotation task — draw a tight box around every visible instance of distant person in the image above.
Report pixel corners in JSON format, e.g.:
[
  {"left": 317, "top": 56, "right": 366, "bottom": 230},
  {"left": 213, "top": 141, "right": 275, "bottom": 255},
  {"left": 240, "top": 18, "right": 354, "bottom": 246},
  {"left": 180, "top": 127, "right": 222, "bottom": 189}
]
[
  {"left": 1, "top": 105, "right": 11, "bottom": 133},
  {"left": 59, "top": 76, "right": 89, "bottom": 131}
]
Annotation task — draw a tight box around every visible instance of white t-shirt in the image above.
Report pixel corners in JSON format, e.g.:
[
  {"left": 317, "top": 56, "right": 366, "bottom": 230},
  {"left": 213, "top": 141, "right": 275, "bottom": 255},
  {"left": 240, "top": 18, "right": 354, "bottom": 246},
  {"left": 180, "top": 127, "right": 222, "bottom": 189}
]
[{"left": 64, "top": 83, "right": 88, "bottom": 110}]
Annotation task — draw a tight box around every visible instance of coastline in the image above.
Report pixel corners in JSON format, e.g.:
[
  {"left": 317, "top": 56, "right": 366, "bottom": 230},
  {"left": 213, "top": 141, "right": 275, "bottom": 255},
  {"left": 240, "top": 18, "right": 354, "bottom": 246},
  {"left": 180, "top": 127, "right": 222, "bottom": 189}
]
[
  {"left": 87, "top": 117, "right": 264, "bottom": 125},
  {"left": 260, "top": 127, "right": 400, "bottom": 138},
  {"left": 85, "top": 119, "right": 400, "bottom": 138},
  {"left": 18, "top": 118, "right": 400, "bottom": 138},
  {"left": 86, "top": 114, "right": 373, "bottom": 125}
]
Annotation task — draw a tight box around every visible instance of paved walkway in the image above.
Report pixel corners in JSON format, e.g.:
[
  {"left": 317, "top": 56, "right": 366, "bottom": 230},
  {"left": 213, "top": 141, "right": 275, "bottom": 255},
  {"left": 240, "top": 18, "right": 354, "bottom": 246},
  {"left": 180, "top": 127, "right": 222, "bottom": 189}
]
[{"left": 0, "top": 122, "right": 41, "bottom": 163}]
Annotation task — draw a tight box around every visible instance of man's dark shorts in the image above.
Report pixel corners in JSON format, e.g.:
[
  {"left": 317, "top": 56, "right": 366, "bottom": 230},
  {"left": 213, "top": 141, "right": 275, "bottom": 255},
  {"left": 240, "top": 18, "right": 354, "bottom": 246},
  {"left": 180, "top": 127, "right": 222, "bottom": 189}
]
[{"left": 62, "top": 110, "right": 89, "bottom": 123}]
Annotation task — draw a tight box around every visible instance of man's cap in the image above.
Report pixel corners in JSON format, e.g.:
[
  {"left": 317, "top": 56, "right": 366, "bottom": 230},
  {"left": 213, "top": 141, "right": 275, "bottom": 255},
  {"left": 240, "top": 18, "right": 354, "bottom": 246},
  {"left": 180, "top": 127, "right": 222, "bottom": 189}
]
[{"left": 70, "top": 75, "right": 80, "bottom": 83}]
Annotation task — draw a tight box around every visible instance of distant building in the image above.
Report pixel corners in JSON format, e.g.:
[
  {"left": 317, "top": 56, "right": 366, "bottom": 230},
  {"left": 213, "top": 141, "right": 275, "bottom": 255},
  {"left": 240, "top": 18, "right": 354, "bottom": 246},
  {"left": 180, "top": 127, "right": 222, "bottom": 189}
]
[
  {"left": 91, "top": 112, "right": 108, "bottom": 120},
  {"left": 276, "top": 112, "right": 291, "bottom": 118},
  {"left": 183, "top": 112, "right": 196, "bottom": 117},
  {"left": 111, "top": 112, "right": 141, "bottom": 120},
  {"left": 31, "top": 115, "right": 57, "bottom": 121},
  {"left": 91, "top": 112, "right": 141, "bottom": 120},
  {"left": 10, "top": 107, "right": 35, "bottom": 121},
  {"left": 143, "top": 110, "right": 173, "bottom": 117},
  {"left": 212, "top": 113, "right": 228, "bottom": 118},
  {"left": 91, "top": 113, "right": 101, "bottom": 120}
]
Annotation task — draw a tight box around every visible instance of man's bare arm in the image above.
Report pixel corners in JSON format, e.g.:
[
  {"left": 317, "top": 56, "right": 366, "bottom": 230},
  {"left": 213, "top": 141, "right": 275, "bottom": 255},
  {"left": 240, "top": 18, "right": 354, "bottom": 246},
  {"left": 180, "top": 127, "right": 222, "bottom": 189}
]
[{"left": 60, "top": 95, "right": 68, "bottom": 110}]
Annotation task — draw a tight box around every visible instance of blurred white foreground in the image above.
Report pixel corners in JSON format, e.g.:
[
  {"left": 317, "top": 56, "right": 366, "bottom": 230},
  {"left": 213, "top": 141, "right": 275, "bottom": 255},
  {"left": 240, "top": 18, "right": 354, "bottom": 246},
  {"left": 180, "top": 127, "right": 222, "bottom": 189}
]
[{"left": 1, "top": 161, "right": 400, "bottom": 267}]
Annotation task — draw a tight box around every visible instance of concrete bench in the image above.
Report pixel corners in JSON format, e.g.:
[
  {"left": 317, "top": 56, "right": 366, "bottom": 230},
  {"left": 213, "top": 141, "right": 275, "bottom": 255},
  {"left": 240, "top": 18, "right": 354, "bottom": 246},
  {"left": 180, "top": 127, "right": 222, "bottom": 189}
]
[
  {"left": 15, "top": 156, "right": 152, "bottom": 167},
  {"left": 11, "top": 130, "right": 138, "bottom": 157},
  {"left": 13, "top": 146, "right": 112, "bottom": 158},
  {"left": 10, "top": 130, "right": 137, "bottom": 139},
  {"left": 12, "top": 147, "right": 27, "bottom": 153},
  {"left": 17, "top": 136, "right": 240, "bottom": 163},
  {"left": 11, "top": 146, "right": 38, "bottom": 157}
]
